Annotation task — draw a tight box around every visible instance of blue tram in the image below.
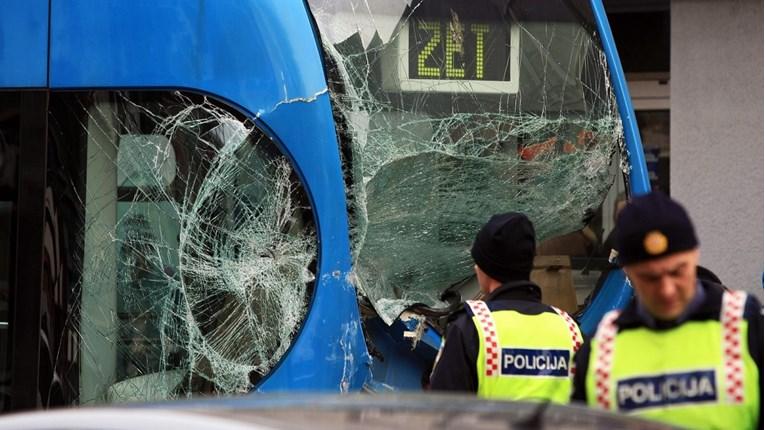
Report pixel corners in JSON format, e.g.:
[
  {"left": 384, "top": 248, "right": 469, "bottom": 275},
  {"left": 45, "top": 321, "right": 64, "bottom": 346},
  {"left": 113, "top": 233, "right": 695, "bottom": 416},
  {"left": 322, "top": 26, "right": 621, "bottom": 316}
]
[{"left": 0, "top": 0, "right": 649, "bottom": 410}]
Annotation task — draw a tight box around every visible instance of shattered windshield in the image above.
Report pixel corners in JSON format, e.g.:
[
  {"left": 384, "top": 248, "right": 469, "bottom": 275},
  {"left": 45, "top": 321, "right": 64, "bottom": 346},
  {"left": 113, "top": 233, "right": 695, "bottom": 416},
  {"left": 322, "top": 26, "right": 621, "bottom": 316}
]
[
  {"left": 308, "top": 0, "right": 623, "bottom": 322},
  {"left": 50, "top": 92, "right": 316, "bottom": 403}
]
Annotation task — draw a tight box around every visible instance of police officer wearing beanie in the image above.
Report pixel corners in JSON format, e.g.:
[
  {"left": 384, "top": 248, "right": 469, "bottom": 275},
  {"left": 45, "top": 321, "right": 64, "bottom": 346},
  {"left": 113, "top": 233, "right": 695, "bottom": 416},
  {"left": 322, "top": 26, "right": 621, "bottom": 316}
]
[
  {"left": 571, "top": 192, "right": 763, "bottom": 429},
  {"left": 430, "top": 212, "right": 583, "bottom": 402}
]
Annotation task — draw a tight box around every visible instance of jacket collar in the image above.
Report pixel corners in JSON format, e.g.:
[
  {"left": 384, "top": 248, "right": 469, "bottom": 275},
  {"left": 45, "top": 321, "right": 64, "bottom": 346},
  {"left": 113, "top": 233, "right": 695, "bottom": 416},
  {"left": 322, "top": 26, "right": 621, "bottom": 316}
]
[
  {"left": 485, "top": 280, "right": 542, "bottom": 302},
  {"left": 616, "top": 279, "right": 725, "bottom": 330}
]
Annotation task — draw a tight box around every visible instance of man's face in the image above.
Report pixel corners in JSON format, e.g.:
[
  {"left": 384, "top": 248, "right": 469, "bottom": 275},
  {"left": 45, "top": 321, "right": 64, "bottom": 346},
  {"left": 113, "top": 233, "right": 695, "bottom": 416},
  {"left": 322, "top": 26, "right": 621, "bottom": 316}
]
[{"left": 623, "top": 249, "right": 700, "bottom": 321}]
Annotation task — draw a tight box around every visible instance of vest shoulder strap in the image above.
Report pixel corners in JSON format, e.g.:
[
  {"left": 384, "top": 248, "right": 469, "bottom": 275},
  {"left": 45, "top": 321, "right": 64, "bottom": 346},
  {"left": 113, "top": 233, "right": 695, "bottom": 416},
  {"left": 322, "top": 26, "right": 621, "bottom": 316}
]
[
  {"left": 466, "top": 300, "right": 500, "bottom": 377},
  {"left": 721, "top": 290, "right": 747, "bottom": 404},
  {"left": 550, "top": 306, "right": 583, "bottom": 375},
  {"left": 550, "top": 306, "right": 583, "bottom": 353},
  {"left": 592, "top": 309, "right": 621, "bottom": 410}
]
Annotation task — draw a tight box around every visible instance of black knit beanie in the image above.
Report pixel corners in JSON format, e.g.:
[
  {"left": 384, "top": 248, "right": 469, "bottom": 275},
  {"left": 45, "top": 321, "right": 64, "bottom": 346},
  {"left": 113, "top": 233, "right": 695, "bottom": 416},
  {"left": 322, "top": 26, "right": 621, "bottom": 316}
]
[{"left": 471, "top": 212, "right": 536, "bottom": 282}]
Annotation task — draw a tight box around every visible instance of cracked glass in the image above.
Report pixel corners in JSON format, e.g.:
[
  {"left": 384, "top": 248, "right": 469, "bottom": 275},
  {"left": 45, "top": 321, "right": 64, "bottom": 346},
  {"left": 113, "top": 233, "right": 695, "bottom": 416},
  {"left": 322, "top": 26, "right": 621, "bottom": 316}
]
[
  {"left": 49, "top": 92, "right": 316, "bottom": 404},
  {"left": 308, "top": 0, "right": 625, "bottom": 322}
]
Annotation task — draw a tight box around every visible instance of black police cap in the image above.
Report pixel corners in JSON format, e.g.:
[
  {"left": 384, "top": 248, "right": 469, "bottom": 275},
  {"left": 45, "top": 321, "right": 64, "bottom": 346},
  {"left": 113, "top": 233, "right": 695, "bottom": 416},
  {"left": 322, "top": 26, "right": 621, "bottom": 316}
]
[
  {"left": 615, "top": 191, "right": 698, "bottom": 265},
  {"left": 471, "top": 212, "right": 536, "bottom": 282}
]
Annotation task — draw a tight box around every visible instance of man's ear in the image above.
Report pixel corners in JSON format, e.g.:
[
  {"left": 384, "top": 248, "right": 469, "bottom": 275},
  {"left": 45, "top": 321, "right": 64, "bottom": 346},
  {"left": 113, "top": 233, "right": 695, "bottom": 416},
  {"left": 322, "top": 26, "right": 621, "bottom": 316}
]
[{"left": 474, "top": 264, "right": 487, "bottom": 293}]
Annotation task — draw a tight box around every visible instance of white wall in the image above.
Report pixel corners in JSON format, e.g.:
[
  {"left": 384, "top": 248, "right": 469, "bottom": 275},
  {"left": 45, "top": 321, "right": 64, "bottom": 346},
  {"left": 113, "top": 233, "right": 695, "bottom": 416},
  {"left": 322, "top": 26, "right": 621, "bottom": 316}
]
[{"left": 670, "top": 0, "right": 763, "bottom": 297}]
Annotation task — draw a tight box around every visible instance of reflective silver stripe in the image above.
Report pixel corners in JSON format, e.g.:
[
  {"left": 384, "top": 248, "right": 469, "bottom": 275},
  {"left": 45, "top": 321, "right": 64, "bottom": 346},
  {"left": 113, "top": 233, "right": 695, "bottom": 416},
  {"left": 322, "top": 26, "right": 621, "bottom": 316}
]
[{"left": 466, "top": 300, "right": 500, "bottom": 376}]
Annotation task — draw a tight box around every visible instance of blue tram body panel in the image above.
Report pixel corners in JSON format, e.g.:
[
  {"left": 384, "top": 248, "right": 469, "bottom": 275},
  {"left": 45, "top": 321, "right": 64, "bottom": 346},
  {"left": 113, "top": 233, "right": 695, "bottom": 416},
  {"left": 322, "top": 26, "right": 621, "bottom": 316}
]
[
  {"left": 575, "top": 0, "right": 650, "bottom": 336},
  {"left": 0, "top": 0, "right": 48, "bottom": 87}
]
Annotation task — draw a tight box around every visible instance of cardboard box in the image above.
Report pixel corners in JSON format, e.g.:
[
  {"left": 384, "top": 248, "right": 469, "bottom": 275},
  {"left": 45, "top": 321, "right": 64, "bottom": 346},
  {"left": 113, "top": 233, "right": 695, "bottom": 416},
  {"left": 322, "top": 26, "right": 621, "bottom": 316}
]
[{"left": 530, "top": 255, "right": 578, "bottom": 313}]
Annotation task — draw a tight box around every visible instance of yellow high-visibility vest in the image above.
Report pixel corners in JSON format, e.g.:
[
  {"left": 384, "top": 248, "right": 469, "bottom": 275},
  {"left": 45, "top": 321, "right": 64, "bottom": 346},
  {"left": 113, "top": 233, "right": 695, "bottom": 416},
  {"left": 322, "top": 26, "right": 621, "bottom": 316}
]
[
  {"left": 468, "top": 300, "right": 582, "bottom": 402},
  {"left": 586, "top": 291, "right": 759, "bottom": 430}
]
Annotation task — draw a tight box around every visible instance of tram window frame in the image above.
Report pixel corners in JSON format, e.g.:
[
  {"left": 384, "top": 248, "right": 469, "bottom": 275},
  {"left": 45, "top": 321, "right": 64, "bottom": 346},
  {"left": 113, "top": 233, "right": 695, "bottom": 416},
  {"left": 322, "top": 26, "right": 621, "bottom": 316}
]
[{"left": 70, "top": 91, "right": 318, "bottom": 405}]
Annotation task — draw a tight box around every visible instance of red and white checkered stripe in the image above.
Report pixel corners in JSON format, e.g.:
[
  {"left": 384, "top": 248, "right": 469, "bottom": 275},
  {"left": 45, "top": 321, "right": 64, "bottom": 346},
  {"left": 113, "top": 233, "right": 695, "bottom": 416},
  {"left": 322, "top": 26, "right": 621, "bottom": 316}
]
[
  {"left": 592, "top": 310, "right": 621, "bottom": 410},
  {"left": 721, "top": 290, "right": 747, "bottom": 404},
  {"left": 466, "top": 300, "right": 500, "bottom": 377},
  {"left": 551, "top": 306, "right": 583, "bottom": 375}
]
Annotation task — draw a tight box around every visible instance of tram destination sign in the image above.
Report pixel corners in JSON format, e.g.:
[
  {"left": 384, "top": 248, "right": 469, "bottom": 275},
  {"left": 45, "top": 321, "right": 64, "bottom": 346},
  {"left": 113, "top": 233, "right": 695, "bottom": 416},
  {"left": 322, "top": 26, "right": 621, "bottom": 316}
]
[{"left": 383, "top": 17, "right": 520, "bottom": 93}]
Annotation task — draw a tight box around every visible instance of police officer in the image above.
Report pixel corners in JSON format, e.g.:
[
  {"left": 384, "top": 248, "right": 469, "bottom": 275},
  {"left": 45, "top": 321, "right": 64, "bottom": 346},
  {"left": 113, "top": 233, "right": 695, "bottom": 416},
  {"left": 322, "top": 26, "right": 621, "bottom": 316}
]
[
  {"left": 430, "top": 212, "right": 582, "bottom": 402},
  {"left": 571, "top": 192, "right": 763, "bottom": 429}
]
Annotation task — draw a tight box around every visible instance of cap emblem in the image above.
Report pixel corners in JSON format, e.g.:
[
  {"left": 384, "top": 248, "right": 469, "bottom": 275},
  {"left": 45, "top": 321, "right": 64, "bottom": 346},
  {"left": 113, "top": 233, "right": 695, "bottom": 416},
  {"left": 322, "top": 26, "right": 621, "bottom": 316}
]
[{"left": 643, "top": 230, "right": 668, "bottom": 255}]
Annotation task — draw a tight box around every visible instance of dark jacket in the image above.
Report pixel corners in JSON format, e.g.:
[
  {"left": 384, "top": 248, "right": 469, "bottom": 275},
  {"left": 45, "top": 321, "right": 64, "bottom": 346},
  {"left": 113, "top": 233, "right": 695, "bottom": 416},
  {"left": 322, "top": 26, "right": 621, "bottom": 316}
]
[
  {"left": 429, "top": 280, "right": 567, "bottom": 392},
  {"left": 571, "top": 280, "right": 763, "bottom": 427}
]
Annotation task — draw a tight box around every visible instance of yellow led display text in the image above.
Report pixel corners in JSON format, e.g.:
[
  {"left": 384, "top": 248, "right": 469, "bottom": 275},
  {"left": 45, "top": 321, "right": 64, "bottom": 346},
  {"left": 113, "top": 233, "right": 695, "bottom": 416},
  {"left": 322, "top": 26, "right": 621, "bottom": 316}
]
[
  {"left": 417, "top": 22, "right": 442, "bottom": 78},
  {"left": 470, "top": 24, "right": 489, "bottom": 79},
  {"left": 445, "top": 23, "right": 464, "bottom": 78},
  {"left": 411, "top": 20, "right": 503, "bottom": 81}
]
